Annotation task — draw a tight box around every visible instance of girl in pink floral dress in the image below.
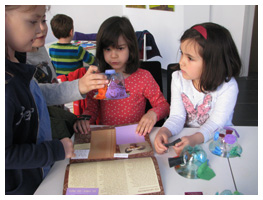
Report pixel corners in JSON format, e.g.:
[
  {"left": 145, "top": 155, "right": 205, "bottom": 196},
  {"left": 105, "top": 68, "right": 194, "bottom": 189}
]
[{"left": 74, "top": 16, "right": 169, "bottom": 136}]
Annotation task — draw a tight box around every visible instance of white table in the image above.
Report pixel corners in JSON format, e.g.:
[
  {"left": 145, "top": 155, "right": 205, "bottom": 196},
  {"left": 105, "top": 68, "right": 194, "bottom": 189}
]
[
  {"left": 34, "top": 126, "right": 258, "bottom": 195},
  {"left": 150, "top": 129, "right": 233, "bottom": 195},
  {"left": 226, "top": 127, "right": 258, "bottom": 194}
]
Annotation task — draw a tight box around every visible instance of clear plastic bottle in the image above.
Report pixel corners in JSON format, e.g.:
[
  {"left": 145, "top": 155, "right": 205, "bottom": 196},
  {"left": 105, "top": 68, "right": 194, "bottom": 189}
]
[
  {"left": 105, "top": 69, "right": 128, "bottom": 99},
  {"left": 169, "top": 145, "right": 207, "bottom": 179},
  {"left": 94, "top": 69, "right": 128, "bottom": 100},
  {"left": 209, "top": 128, "right": 242, "bottom": 158}
]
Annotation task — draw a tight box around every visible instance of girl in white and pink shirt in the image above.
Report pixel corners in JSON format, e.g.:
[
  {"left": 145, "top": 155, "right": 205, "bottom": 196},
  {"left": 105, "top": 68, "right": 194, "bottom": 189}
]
[{"left": 154, "top": 22, "right": 241, "bottom": 155}]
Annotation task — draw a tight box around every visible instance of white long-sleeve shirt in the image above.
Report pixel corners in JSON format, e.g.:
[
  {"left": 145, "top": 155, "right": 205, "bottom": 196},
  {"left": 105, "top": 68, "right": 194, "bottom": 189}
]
[{"left": 163, "top": 71, "right": 239, "bottom": 143}]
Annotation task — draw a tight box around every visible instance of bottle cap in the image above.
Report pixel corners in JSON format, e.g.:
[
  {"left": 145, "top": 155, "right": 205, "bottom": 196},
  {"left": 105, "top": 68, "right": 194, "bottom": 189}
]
[
  {"left": 105, "top": 69, "right": 116, "bottom": 74},
  {"left": 168, "top": 156, "right": 184, "bottom": 168},
  {"left": 214, "top": 131, "right": 220, "bottom": 141}
]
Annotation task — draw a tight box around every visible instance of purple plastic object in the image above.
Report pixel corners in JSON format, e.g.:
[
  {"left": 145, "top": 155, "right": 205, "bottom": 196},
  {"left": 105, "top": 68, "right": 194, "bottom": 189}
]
[
  {"left": 224, "top": 134, "right": 236, "bottom": 144},
  {"left": 105, "top": 81, "right": 128, "bottom": 99}
]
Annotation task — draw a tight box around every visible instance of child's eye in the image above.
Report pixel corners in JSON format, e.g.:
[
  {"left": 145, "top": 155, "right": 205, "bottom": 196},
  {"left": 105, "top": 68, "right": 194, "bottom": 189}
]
[
  {"left": 188, "top": 57, "right": 193, "bottom": 61},
  {"left": 42, "top": 19, "right": 47, "bottom": 23},
  {"left": 30, "top": 21, "right": 38, "bottom": 25}
]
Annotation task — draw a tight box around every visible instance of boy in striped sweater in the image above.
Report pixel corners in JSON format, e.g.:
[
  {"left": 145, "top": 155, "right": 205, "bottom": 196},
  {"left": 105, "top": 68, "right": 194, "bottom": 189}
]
[{"left": 49, "top": 14, "right": 96, "bottom": 75}]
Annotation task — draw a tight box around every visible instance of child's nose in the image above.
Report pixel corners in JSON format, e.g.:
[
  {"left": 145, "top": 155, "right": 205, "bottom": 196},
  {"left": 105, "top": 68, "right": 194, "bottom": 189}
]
[
  {"left": 179, "top": 56, "right": 185, "bottom": 67},
  {"left": 110, "top": 50, "right": 118, "bottom": 58},
  {"left": 36, "top": 23, "right": 42, "bottom": 34},
  {"left": 40, "top": 23, "right": 46, "bottom": 32}
]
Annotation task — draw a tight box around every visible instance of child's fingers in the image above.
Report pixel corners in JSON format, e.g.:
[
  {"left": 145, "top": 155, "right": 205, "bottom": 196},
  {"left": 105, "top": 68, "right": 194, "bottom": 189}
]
[
  {"left": 156, "top": 143, "right": 167, "bottom": 154},
  {"left": 60, "top": 138, "right": 75, "bottom": 158},
  {"left": 136, "top": 117, "right": 155, "bottom": 136},
  {"left": 71, "top": 152, "right": 76, "bottom": 158},
  {"left": 137, "top": 124, "right": 149, "bottom": 136},
  {"left": 87, "top": 65, "right": 99, "bottom": 74},
  {"left": 135, "top": 123, "right": 143, "bottom": 135},
  {"left": 73, "top": 123, "right": 79, "bottom": 134},
  {"left": 174, "top": 140, "right": 184, "bottom": 147},
  {"left": 78, "top": 120, "right": 91, "bottom": 134},
  {"left": 137, "top": 123, "right": 148, "bottom": 136},
  {"left": 76, "top": 122, "right": 85, "bottom": 134},
  {"left": 172, "top": 144, "right": 185, "bottom": 155},
  {"left": 154, "top": 134, "right": 168, "bottom": 154},
  {"left": 142, "top": 123, "right": 154, "bottom": 136}
]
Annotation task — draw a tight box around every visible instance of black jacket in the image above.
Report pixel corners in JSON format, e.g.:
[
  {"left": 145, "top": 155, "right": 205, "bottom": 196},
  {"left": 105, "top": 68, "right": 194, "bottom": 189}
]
[{"left": 5, "top": 59, "right": 65, "bottom": 195}]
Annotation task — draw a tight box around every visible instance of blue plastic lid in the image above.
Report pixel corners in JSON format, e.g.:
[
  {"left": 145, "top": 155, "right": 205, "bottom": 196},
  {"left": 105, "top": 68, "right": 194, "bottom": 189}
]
[
  {"left": 214, "top": 131, "right": 220, "bottom": 141},
  {"left": 105, "top": 69, "right": 116, "bottom": 74}
]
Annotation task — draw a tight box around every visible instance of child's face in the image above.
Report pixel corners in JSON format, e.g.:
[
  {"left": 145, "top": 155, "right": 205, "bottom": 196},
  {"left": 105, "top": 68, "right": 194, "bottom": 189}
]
[
  {"left": 179, "top": 39, "right": 203, "bottom": 86},
  {"left": 32, "top": 13, "right": 48, "bottom": 48},
  {"left": 103, "top": 35, "right": 129, "bottom": 73},
  {"left": 5, "top": 6, "right": 46, "bottom": 54}
]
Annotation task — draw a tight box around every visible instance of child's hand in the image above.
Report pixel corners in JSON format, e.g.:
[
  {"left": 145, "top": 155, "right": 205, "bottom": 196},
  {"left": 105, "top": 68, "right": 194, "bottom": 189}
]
[
  {"left": 78, "top": 65, "right": 109, "bottom": 94},
  {"left": 60, "top": 138, "right": 76, "bottom": 159},
  {"left": 154, "top": 127, "right": 172, "bottom": 154},
  {"left": 136, "top": 110, "right": 157, "bottom": 136},
  {"left": 172, "top": 132, "right": 204, "bottom": 155},
  {"left": 172, "top": 136, "right": 191, "bottom": 155},
  {"left": 73, "top": 119, "right": 91, "bottom": 134}
]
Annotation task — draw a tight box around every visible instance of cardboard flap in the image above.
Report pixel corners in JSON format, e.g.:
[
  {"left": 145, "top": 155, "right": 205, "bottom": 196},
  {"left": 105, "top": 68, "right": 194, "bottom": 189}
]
[{"left": 88, "top": 128, "right": 116, "bottom": 159}]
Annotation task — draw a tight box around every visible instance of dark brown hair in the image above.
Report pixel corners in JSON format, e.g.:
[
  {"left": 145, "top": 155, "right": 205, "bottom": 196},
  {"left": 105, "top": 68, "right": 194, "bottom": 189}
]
[
  {"left": 96, "top": 16, "right": 139, "bottom": 74},
  {"left": 50, "top": 14, "right": 73, "bottom": 39},
  {"left": 181, "top": 22, "right": 241, "bottom": 92}
]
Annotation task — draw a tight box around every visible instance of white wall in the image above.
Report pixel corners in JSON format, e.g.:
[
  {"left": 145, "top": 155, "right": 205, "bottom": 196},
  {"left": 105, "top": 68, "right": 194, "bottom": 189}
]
[
  {"left": 210, "top": 5, "right": 255, "bottom": 76},
  {"left": 45, "top": 5, "right": 254, "bottom": 76},
  {"left": 123, "top": 5, "right": 184, "bottom": 72},
  {"left": 45, "top": 5, "right": 123, "bottom": 43},
  {"left": 183, "top": 5, "right": 210, "bottom": 30}
]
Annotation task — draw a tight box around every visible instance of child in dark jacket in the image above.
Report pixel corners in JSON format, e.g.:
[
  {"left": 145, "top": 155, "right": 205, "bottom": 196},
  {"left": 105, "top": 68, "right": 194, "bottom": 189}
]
[{"left": 5, "top": 5, "right": 108, "bottom": 195}]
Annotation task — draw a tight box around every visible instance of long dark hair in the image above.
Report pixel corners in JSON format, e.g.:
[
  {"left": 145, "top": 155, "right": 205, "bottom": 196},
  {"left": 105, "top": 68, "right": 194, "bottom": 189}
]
[
  {"left": 96, "top": 16, "right": 139, "bottom": 74},
  {"left": 180, "top": 22, "right": 241, "bottom": 92}
]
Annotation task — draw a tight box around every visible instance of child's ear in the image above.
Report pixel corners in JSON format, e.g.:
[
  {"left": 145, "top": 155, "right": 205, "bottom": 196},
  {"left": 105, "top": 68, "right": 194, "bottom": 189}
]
[{"left": 70, "top": 29, "right": 74, "bottom": 37}]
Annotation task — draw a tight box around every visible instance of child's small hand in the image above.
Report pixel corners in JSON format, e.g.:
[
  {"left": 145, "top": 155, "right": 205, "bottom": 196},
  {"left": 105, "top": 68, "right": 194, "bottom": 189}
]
[
  {"left": 78, "top": 65, "right": 109, "bottom": 94},
  {"left": 154, "top": 127, "right": 172, "bottom": 154},
  {"left": 136, "top": 110, "right": 157, "bottom": 136},
  {"left": 172, "top": 136, "right": 190, "bottom": 155},
  {"left": 60, "top": 138, "right": 76, "bottom": 159},
  {"left": 73, "top": 119, "right": 91, "bottom": 134},
  {"left": 172, "top": 132, "right": 204, "bottom": 155}
]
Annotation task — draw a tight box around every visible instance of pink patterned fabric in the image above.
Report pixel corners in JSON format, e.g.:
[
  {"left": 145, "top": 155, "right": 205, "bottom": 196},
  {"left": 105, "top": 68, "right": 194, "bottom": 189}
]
[{"left": 181, "top": 93, "right": 212, "bottom": 125}]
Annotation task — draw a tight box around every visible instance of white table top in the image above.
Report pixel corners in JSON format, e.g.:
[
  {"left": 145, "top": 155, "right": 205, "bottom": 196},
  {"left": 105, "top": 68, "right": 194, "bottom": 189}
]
[
  {"left": 226, "top": 126, "right": 258, "bottom": 194},
  {"left": 34, "top": 126, "right": 258, "bottom": 195}
]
